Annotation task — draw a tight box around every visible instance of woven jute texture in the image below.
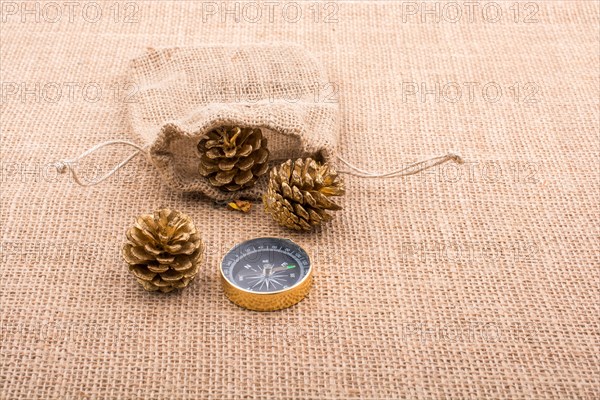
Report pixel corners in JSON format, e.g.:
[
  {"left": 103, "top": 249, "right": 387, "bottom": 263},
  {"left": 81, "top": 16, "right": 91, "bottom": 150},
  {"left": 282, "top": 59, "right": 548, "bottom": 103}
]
[
  {"left": 1, "top": 1, "right": 598, "bottom": 399},
  {"left": 128, "top": 44, "right": 338, "bottom": 200}
]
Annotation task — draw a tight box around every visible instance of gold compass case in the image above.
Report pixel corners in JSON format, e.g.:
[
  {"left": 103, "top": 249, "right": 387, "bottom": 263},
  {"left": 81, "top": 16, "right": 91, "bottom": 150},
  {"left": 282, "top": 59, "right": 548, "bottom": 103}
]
[{"left": 219, "top": 238, "right": 313, "bottom": 311}]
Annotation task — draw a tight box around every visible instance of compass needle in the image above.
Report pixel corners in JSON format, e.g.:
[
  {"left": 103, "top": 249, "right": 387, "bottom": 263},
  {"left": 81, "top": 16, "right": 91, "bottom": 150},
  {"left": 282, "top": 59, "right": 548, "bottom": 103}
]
[{"left": 270, "top": 278, "right": 284, "bottom": 287}]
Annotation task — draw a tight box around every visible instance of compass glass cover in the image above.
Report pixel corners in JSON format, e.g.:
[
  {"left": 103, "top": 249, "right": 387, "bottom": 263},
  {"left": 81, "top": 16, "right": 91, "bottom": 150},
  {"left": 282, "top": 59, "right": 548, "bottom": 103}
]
[{"left": 221, "top": 238, "right": 311, "bottom": 293}]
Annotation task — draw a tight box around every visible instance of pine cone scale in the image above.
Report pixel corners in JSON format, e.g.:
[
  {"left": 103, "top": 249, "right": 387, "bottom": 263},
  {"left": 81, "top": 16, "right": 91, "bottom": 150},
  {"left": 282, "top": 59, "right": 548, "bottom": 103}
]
[
  {"left": 237, "top": 157, "right": 254, "bottom": 171},
  {"left": 235, "top": 169, "right": 254, "bottom": 185},
  {"left": 155, "top": 254, "right": 175, "bottom": 264},
  {"left": 147, "top": 264, "right": 169, "bottom": 273},
  {"left": 161, "top": 269, "right": 185, "bottom": 282},
  {"left": 215, "top": 170, "right": 236, "bottom": 184},
  {"left": 308, "top": 209, "right": 322, "bottom": 223},
  {"left": 255, "top": 148, "right": 269, "bottom": 164},
  {"left": 294, "top": 204, "right": 310, "bottom": 220},
  {"left": 238, "top": 145, "right": 252, "bottom": 157},
  {"left": 171, "top": 257, "right": 192, "bottom": 271},
  {"left": 218, "top": 159, "right": 237, "bottom": 171},
  {"left": 130, "top": 265, "right": 156, "bottom": 281},
  {"left": 127, "top": 246, "right": 154, "bottom": 262},
  {"left": 127, "top": 227, "right": 152, "bottom": 244},
  {"left": 253, "top": 162, "right": 269, "bottom": 177},
  {"left": 143, "top": 243, "right": 163, "bottom": 255}
]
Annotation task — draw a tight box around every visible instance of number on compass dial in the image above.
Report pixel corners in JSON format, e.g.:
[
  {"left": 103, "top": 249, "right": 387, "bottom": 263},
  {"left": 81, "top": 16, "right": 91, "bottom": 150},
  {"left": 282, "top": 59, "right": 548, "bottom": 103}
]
[{"left": 222, "top": 238, "right": 310, "bottom": 293}]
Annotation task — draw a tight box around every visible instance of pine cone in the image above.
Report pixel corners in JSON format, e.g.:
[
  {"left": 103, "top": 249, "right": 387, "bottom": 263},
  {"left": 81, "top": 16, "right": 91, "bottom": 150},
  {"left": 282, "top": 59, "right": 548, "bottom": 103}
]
[
  {"left": 198, "top": 126, "right": 270, "bottom": 191},
  {"left": 263, "top": 158, "right": 345, "bottom": 231},
  {"left": 122, "top": 209, "right": 204, "bottom": 293}
]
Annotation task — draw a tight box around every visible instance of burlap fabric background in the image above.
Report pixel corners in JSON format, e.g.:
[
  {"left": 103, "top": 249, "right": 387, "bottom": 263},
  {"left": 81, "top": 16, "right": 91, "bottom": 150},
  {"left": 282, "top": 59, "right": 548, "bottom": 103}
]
[{"left": 1, "top": 1, "right": 598, "bottom": 399}]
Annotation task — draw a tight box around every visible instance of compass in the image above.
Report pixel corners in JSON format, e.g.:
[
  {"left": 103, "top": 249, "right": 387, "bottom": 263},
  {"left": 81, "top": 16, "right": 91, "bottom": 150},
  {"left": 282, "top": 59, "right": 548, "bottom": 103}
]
[{"left": 220, "top": 237, "right": 312, "bottom": 311}]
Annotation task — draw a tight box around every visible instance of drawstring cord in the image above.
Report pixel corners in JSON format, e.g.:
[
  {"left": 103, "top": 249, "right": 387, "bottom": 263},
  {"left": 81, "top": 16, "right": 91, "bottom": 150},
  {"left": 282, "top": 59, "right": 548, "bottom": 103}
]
[
  {"left": 337, "top": 153, "right": 464, "bottom": 178},
  {"left": 55, "top": 139, "right": 463, "bottom": 186},
  {"left": 54, "top": 140, "right": 149, "bottom": 187}
]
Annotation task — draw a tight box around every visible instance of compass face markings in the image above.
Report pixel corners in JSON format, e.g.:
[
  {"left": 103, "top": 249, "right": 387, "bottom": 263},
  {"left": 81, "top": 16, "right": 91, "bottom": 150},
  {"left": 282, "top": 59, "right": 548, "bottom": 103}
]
[{"left": 221, "top": 238, "right": 310, "bottom": 294}]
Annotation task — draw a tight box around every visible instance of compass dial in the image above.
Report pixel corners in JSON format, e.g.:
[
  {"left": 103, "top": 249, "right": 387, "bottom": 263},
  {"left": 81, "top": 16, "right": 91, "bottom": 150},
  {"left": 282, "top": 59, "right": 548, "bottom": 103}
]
[
  {"left": 221, "top": 238, "right": 310, "bottom": 293},
  {"left": 220, "top": 238, "right": 312, "bottom": 311}
]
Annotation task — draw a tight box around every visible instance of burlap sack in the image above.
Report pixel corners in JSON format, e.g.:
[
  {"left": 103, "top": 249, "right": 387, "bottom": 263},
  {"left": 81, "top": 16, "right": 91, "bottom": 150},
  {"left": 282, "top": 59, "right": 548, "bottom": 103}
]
[{"left": 127, "top": 44, "right": 338, "bottom": 200}]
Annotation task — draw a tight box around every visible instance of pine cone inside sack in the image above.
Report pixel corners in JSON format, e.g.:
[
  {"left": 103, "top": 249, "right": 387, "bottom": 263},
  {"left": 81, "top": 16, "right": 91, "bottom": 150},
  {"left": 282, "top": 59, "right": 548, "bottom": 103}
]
[
  {"left": 122, "top": 209, "right": 204, "bottom": 293},
  {"left": 197, "top": 126, "right": 270, "bottom": 191},
  {"left": 263, "top": 158, "right": 345, "bottom": 231}
]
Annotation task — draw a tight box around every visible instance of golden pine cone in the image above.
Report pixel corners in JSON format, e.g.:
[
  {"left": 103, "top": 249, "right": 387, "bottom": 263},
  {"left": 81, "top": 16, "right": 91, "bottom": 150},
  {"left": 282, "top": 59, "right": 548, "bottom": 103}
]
[
  {"left": 197, "top": 126, "right": 270, "bottom": 191},
  {"left": 263, "top": 158, "right": 345, "bottom": 231},
  {"left": 122, "top": 209, "right": 204, "bottom": 293}
]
